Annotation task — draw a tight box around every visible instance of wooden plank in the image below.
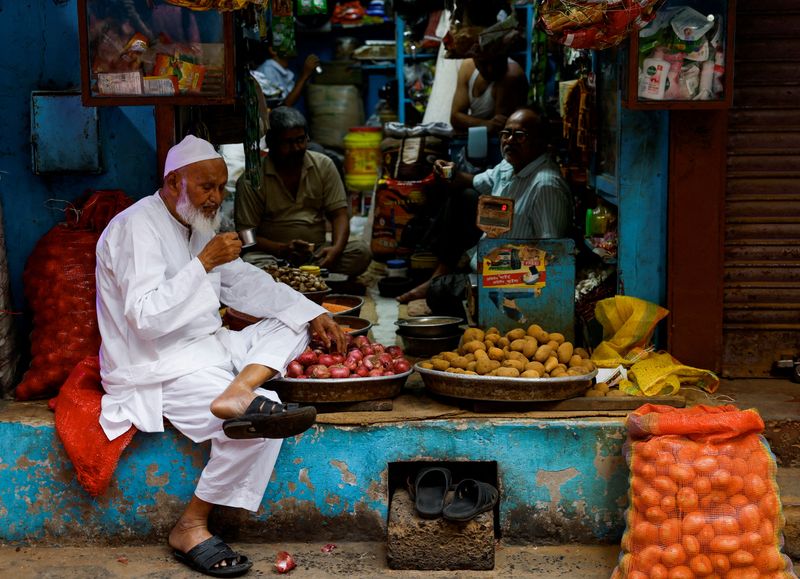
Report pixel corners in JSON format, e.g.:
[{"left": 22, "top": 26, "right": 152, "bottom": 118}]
[{"left": 469, "top": 396, "right": 685, "bottom": 413}]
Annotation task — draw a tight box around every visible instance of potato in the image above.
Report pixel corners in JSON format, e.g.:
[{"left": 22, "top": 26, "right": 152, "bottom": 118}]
[
  {"left": 464, "top": 353, "right": 476, "bottom": 362},
  {"left": 474, "top": 349, "right": 489, "bottom": 361},
  {"left": 488, "top": 360, "right": 501, "bottom": 371},
  {"left": 581, "top": 359, "right": 596, "bottom": 372},
  {"left": 419, "top": 361, "right": 434, "bottom": 369},
  {"left": 475, "top": 358, "right": 494, "bottom": 375},
  {"left": 524, "top": 361, "right": 546, "bottom": 374},
  {"left": 550, "top": 367, "right": 567, "bottom": 377},
  {"left": 445, "top": 367, "right": 459, "bottom": 373},
  {"left": 505, "top": 350, "right": 527, "bottom": 362},
  {"left": 509, "top": 339, "right": 527, "bottom": 353},
  {"left": 557, "top": 342, "right": 574, "bottom": 364},
  {"left": 595, "top": 381, "right": 610, "bottom": 394},
  {"left": 574, "top": 347, "right": 590, "bottom": 359},
  {"left": 585, "top": 388, "right": 605, "bottom": 397},
  {"left": 527, "top": 324, "right": 549, "bottom": 343},
  {"left": 462, "top": 340, "right": 486, "bottom": 354},
  {"left": 606, "top": 388, "right": 629, "bottom": 397},
  {"left": 483, "top": 339, "right": 494, "bottom": 350},
  {"left": 487, "top": 347, "right": 504, "bottom": 361},
  {"left": 506, "top": 328, "right": 527, "bottom": 341},
  {"left": 496, "top": 366, "right": 520, "bottom": 377},
  {"left": 442, "top": 351, "right": 459, "bottom": 362},
  {"left": 502, "top": 359, "right": 525, "bottom": 372},
  {"left": 496, "top": 337, "right": 510, "bottom": 349},
  {"left": 521, "top": 369, "right": 541, "bottom": 378},
  {"left": 566, "top": 369, "right": 583, "bottom": 376},
  {"left": 549, "top": 332, "right": 565, "bottom": 345},
  {"left": 466, "top": 361, "right": 477, "bottom": 372},
  {"left": 464, "top": 370, "right": 478, "bottom": 375},
  {"left": 462, "top": 327, "right": 485, "bottom": 343},
  {"left": 544, "top": 356, "right": 559, "bottom": 373},
  {"left": 534, "top": 344, "right": 553, "bottom": 362},
  {"left": 432, "top": 359, "right": 451, "bottom": 371},
  {"left": 547, "top": 339, "right": 559, "bottom": 351},
  {"left": 522, "top": 339, "right": 538, "bottom": 359},
  {"left": 485, "top": 327, "right": 500, "bottom": 336},
  {"left": 568, "top": 354, "right": 583, "bottom": 368},
  {"left": 450, "top": 356, "right": 470, "bottom": 369}
]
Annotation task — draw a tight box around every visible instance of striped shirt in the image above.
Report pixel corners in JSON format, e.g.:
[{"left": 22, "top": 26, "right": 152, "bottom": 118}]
[{"left": 472, "top": 153, "right": 572, "bottom": 239}]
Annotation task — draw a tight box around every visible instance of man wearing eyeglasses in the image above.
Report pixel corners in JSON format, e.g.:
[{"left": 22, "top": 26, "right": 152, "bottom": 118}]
[
  {"left": 397, "top": 106, "right": 572, "bottom": 304},
  {"left": 235, "top": 106, "right": 371, "bottom": 276}
]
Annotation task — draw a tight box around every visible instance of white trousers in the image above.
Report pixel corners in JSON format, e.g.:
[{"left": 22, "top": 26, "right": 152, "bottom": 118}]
[{"left": 161, "top": 318, "right": 310, "bottom": 512}]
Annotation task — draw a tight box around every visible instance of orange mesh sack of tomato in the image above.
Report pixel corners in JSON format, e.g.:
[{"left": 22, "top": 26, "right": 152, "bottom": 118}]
[
  {"left": 613, "top": 403, "right": 797, "bottom": 579},
  {"left": 15, "top": 190, "right": 132, "bottom": 401}
]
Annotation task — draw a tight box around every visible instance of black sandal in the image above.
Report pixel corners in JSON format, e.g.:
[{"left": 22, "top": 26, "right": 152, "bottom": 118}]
[
  {"left": 412, "top": 466, "right": 452, "bottom": 518},
  {"left": 222, "top": 396, "right": 316, "bottom": 440},
  {"left": 173, "top": 535, "right": 252, "bottom": 577},
  {"left": 442, "top": 479, "right": 499, "bottom": 522}
]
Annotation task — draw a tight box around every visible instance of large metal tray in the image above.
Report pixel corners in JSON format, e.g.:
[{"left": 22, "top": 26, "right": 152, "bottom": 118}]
[
  {"left": 415, "top": 364, "right": 597, "bottom": 402},
  {"left": 273, "top": 369, "right": 413, "bottom": 403}
]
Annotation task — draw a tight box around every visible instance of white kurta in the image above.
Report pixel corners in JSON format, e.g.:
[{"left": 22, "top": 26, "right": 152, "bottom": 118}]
[
  {"left": 95, "top": 192, "right": 326, "bottom": 510},
  {"left": 95, "top": 191, "right": 326, "bottom": 439}
]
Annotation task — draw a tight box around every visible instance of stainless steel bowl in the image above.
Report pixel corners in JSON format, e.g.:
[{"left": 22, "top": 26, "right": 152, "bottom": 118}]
[
  {"left": 394, "top": 316, "right": 464, "bottom": 338},
  {"left": 322, "top": 294, "right": 365, "bottom": 317},
  {"left": 398, "top": 333, "right": 461, "bottom": 357},
  {"left": 332, "top": 314, "right": 372, "bottom": 337}
]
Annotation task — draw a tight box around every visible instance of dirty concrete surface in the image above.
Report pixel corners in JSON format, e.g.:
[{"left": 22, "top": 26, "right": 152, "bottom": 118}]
[{"left": 0, "top": 542, "right": 620, "bottom": 578}]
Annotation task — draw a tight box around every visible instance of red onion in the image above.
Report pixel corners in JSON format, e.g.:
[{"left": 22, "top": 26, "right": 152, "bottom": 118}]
[
  {"left": 372, "top": 343, "right": 385, "bottom": 354},
  {"left": 392, "top": 358, "right": 411, "bottom": 373},
  {"left": 329, "top": 364, "right": 351, "bottom": 378},
  {"left": 317, "top": 354, "right": 336, "bottom": 367},
  {"left": 355, "top": 366, "right": 370, "bottom": 377},
  {"left": 347, "top": 349, "right": 363, "bottom": 361},
  {"left": 330, "top": 352, "right": 345, "bottom": 364},
  {"left": 286, "top": 360, "right": 305, "bottom": 378},
  {"left": 307, "top": 364, "right": 331, "bottom": 379},
  {"left": 296, "top": 350, "right": 318, "bottom": 367},
  {"left": 360, "top": 345, "right": 374, "bottom": 356},
  {"left": 378, "top": 353, "right": 394, "bottom": 369},
  {"left": 368, "top": 368, "right": 384, "bottom": 377},
  {"left": 386, "top": 345, "right": 404, "bottom": 359},
  {"left": 275, "top": 551, "right": 296, "bottom": 573}
]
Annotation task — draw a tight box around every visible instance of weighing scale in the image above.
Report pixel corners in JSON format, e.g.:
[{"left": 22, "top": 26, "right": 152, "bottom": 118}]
[{"left": 476, "top": 196, "right": 576, "bottom": 338}]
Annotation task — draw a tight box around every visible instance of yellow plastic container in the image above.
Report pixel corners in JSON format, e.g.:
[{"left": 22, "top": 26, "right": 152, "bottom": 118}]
[
  {"left": 344, "top": 127, "right": 382, "bottom": 192},
  {"left": 299, "top": 265, "right": 321, "bottom": 276}
]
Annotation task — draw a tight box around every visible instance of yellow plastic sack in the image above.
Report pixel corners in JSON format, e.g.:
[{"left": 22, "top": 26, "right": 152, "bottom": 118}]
[
  {"left": 590, "top": 296, "right": 669, "bottom": 367},
  {"left": 619, "top": 352, "right": 719, "bottom": 396}
]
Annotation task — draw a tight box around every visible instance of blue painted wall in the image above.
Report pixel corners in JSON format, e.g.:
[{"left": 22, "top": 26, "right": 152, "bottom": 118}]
[{"left": 0, "top": 1, "right": 158, "bottom": 331}]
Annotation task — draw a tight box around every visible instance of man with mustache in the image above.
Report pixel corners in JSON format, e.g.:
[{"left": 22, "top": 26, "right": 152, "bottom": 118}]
[
  {"left": 397, "top": 106, "right": 572, "bottom": 304},
  {"left": 95, "top": 135, "right": 345, "bottom": 577},
  {"left": 235, "top": 106, "right": 372, "bottom": 277}
]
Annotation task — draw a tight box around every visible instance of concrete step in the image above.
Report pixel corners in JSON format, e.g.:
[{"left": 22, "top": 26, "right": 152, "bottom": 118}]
[{"left": 0, "top": 542, "right": 621, "bottom": 578}]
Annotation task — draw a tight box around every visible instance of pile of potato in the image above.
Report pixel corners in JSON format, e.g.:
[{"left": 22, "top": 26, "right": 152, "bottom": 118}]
[
  {"left": 265, "top": 265, "right": 329, "bottom": 293},
  {"left": 585, "top": 381, "right": 631, "bottom": 397},
  {"left": 418, "top": 324, "right": 596, "bottom": 378}
]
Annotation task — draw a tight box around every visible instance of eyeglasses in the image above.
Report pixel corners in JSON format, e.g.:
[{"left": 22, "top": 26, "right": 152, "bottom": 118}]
[{"left": 499, "top": 129, "right": 529, "bottom": 142}]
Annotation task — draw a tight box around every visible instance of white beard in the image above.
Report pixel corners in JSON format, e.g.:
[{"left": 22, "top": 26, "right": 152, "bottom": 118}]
[{"left": 175, "top": 183, "right": 221, "bottom": 237}]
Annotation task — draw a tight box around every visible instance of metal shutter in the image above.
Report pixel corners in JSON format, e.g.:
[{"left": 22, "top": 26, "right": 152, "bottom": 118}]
[{"left": 723, "top": 0, "right": 800, "bottom": 376}]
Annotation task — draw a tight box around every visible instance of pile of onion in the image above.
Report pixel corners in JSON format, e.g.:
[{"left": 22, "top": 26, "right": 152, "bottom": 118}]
[{"left": 286, "top": 335, "right": 411, "bottom": 379}]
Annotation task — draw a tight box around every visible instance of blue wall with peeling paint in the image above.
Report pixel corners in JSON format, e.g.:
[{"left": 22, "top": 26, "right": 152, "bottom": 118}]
[
  {"left": 0, "top": 409, "right": 630, "bottom": 544},
  {"left": 0, "top": 1, "right": 158, "bottom": 339}
]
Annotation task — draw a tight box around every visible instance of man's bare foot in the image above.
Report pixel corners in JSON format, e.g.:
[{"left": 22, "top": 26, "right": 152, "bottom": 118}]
[
  {"left": 396, "top": 279, "right": 432, "bottom": 304},
  {"left": 210, "top": 382, "right": 255, "bottom": 420}
]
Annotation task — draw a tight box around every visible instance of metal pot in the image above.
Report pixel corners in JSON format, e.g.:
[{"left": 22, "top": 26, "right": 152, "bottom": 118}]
[{"left": 395, "top": 316, "right": 464, "bottom": 338}]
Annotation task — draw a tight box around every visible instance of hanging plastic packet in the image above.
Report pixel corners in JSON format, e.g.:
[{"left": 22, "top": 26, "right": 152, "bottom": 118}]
[
  {"left": 671, "top": 6, "right": 715, "bottom": 43},
  {"left": 297, "top": 0, "right": 327, "bottom": 16}
]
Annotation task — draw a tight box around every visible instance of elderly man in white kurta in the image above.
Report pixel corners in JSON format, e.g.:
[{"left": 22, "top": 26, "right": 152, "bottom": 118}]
[{"left": 95, "top": 135, "right": 344, "bottom": 578}]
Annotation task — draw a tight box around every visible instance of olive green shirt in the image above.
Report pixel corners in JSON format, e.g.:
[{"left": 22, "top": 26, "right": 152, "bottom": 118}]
[{"left": 235, "top": 150, "right": 347, "bottom": 246}]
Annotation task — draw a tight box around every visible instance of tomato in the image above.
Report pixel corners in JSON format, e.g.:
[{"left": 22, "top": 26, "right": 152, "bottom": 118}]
[
  {"left": 659, "top": 518, "right": 683, "bottom": 545},
  {"left": 662, "top": 544, "right": 688, "bottom": 567},
  {"left": 759, "top": 519, "right": 775, "bottom": 542},
  {"left": 638, "top": 544, "right": 663, "bottom": 567},
  {"left": 693, "top": 477, "right": 712, "bottom": 496},
  {"left": 682, "top": 534, "right": 701, "bottom": 557},
  {"left": 737, "top": 504, "right": 761, "bottom": 532},
  {"left": 740, "top": 531, "right": 763, "bottom": 552},
  {"left": 682, "top": 511, "right": 707, "bottom": 535},
  {"left": 653, "top": 475, "right": 680, "bottom": 496},
  {"left": 650, "top": 563, "right": 670, "bottom": 579},
  {"left": 692, "top": 456, "right": 718, "bottom": 475},
  {"left": 710, "top": 535, "right": 740, "bottom": 554},
  {"left": 667, "top": 565, "right": 694, "bottom": 579},
  {"left": 743, "top": 473, "right": 768, "bottom": 501},
  {"left": 646, "top": 506, "right": 669, "bottom": 524},
  {"left": 677, "top": 443, "right": 699, "bottom": 464},
  {"left": 731, "top": 458, "right": 750, "bottom": 477},
  {"left": 710, "top": 552, "right": 730, "bottom": 573},
  {"left": 677, "top": 487, "right": 699, "bottom": 511},
  {"left": 754, "top": 547, "right": 784, "bottom": 573},
  {"left": 729, "top": 549, "right": 755, "bottom": 567},
  {"left": 641, "top": 487, "right": 663, "bottom": 508},
  {"left": 709, "top": 469, "right": 731, "bottom": 489},
  {"left": 759, "top": 491, "right": 780, "bottom": 518},
  {"left": 633, "top": 475, "right": 650, "bottom": 495},
  {"left": 688, "top": 554, "right": 714, "bottom": 577},
  {"left": 636, "top": 463, "right": 658, "bottom": 481},
  {"left": 700, "top": 490, "right": 727, "bottom": 510},
  {"left": 716, "top": 454, "right": 733, "bottom": 472},
  {"left": 669, "top": 464, "right": 695, "bottom": 485},
  {"left": 638, "top": 440, "right": 660, "bottom": 460},
  {"left": 662, "top": 495, "right": 678, "bottom": 515},
  {"left": 633, "top": 521, "right": 659, "bottom": 544},
  {"left": 729, "top": 494, "right": 750, "bottom": 509},
  {"left": 711, "top": 515, "right": 740, "bottom": 536},
  {"left": 657, "top": 452, "right": 678, "bottom": 469},
  {"left": 725, "top": 567, "right": 760, "bottom": 579},
  {"left": 629, "top": 571, "right": 648, "bottom": 579}
]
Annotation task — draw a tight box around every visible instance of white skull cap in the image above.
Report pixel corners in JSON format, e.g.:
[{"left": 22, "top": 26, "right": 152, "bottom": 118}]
[{"left": 163, "top": 135, "right": 223, "bottom": 178}]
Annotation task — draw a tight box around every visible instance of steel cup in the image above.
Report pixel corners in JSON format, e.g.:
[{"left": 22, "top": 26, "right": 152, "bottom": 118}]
[{"left": 238, "top": 228, "right": 256, "bottom": 248}]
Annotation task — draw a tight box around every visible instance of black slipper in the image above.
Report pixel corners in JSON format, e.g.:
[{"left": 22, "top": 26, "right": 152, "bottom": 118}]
[
  {"left": 442, "top": 479, "right": 499, "bottom": 522},
  {"left": 173, "top": 535, "right": 252, "bottom": 577},
  {"left": 222, "top": 396, "right": 316, "bottom": 440},
  {"left": 413, "top": 466, "right": 452, "bottom": 518}
]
